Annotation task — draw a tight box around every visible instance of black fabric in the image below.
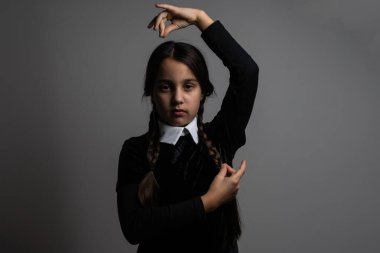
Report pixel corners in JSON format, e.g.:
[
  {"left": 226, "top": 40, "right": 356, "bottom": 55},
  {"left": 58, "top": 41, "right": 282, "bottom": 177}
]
[
  {"left": 171, "top": 133, "right": 195, "bottom": 167},
  {"left": 116, "top": 20, "right": 259, "bottom": 253}
]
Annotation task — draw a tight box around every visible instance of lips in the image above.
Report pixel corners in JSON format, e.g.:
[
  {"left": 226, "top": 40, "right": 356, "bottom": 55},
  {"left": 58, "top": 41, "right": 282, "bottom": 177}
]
[{"left": 172, "top": 109, "right": 186, "bottom": 117}]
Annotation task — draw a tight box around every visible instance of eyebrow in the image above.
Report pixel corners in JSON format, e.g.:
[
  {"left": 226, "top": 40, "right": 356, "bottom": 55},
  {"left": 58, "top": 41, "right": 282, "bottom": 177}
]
[
  {"left": 157, "top": 78, "right": 199, "bottom": 83},
  {"left": 156, "top": 79, "right": 171, "bottom": 83},
  {"left": 183, "top": 79, "right": 199, "bottom": 83}
]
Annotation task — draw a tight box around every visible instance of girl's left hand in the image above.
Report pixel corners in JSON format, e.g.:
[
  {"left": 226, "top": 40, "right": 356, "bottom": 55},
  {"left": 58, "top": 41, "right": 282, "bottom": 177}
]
[
  {"left": 201, "top": 160, "right": 247, "bottom": 212},
  {"left": 147, "top": 3, "right": 209, "bottom": 38}
]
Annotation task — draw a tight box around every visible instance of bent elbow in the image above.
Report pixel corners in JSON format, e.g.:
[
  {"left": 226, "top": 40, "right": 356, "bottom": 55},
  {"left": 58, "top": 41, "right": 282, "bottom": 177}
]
[
  {"left": 239, "top": 56, "right": 259, "bottom": 80},
  {"left": 247, "top": 58, "right": 259, "bottom": 75},
  {"left": 120, "top": 222, "right": 141, "bottom": 245},
  {"left": 125, "top": 235, "right": 140, "bottom": 245},
  {"left": 118, "top": 207, "right": 143, "bottom": 245}
]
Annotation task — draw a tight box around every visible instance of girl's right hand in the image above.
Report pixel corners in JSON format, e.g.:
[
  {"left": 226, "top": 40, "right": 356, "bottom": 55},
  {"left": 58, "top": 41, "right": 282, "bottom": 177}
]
[
  {"left": 147, "top": 3, "right": 214, "bottom": 38},
  {"left": 201, "top": 160, "right": 247, "bottom": 213}
]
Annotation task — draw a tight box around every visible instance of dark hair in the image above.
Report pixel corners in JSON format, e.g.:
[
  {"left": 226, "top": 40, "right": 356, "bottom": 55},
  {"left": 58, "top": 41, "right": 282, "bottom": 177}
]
[
  {"left": 138, "top": 41, "right": 241, "bottom": 247},
  {"left": 143, "top": 41, "right": 214, "bottom": 99}
]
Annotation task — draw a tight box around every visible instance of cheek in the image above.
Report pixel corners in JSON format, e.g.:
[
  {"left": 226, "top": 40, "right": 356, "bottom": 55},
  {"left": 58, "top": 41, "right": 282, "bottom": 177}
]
[
  {"left": 191, "top": 94, "right": 202, "bottom": 110},
  {"left": 152, "top": 94, "right": 169, "bottom": 109}
]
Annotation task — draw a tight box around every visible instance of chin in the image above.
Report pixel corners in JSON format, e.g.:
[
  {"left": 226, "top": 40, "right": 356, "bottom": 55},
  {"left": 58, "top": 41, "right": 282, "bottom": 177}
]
[
  {"left": 170, "top": 122, "right": 187, "bottom": 127},
  {"left": 169, "top": 118, "right": 190, "bottom": 127}
]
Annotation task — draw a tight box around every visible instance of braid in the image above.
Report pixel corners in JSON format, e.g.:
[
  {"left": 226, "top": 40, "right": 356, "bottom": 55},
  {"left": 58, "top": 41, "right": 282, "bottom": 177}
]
[
  {"left": 146, "top": 110, "right": 160, "bottom": 166},
  {"left": 197, "top": 105, "right": 222, "bottom": 169},
  {"left": 138, "top": 109, "right": 161, "bottom": 206}
]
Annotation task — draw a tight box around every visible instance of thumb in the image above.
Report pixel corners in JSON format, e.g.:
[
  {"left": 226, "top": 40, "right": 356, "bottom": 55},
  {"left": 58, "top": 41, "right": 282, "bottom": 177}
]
[{"left": 163, "top": 23, "right": 179, "bottom": 37}]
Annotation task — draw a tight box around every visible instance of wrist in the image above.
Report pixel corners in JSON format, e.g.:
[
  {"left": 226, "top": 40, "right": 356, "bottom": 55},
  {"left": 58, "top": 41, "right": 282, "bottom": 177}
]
[
  {"left": 201, "top": 193, "right": 218, "bottom": 213},
  {"left": 195, "top": 10, "right": 214, "bottom": 31}
]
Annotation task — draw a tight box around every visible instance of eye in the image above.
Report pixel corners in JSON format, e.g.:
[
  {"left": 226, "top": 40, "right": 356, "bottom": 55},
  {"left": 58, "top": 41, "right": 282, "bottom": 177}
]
[
  {"left": 157, "top": 83, "right": 171, "bottom": 92},
  {"left": 184, "top": 83, "right": 195, "bottom": 91},
  {"left": 185, "top": 83, "right": 194, "bottom": 90}
]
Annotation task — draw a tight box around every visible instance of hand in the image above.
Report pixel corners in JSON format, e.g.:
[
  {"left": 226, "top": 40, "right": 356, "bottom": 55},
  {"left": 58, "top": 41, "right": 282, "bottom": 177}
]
[
  {"left": 147, "top": 3, "right": 213, "bottom": 38},
  {"left": 201, "top": 160, "right": 247, "bottom": 213}
]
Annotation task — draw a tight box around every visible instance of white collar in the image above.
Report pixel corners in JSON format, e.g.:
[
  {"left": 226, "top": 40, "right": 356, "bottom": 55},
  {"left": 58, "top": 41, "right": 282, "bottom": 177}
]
[{"left": 158, "top": 117, "right": 199, "bottom": 145}]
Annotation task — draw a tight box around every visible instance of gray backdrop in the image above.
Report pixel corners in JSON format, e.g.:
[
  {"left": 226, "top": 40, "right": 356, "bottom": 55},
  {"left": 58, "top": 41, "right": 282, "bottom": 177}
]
[{"left": 1, "top": 0, "right": 379, "bottom": 252}]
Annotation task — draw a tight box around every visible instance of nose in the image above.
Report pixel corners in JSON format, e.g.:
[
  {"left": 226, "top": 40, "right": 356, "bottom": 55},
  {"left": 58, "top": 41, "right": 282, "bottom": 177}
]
[{"left": 172, "top": 87, "right": 184, "bottom": 105}]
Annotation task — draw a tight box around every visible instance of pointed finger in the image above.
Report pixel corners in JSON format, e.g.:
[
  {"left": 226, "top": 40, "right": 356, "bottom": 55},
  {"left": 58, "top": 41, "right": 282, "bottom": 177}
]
[
  {"left": 155, "top": 3, "right": 177, "bottom": 12},
  {"left": 234, "top": 160, "right": 247, "bottom": 179},
  {"left": 147, "top": 16, "right": 157, "bottom": 29}
]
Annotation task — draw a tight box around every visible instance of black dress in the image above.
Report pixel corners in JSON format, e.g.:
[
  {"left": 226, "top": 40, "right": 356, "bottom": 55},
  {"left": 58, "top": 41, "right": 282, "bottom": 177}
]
[{"left": 116, "top": 20, "right": 259, "bottom": 253}]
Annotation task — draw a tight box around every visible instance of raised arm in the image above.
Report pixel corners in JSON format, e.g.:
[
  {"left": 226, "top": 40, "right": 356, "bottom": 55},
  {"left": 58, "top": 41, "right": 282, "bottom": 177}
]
[{"left": 202, "top": 20, "right": 259, "bottom": 155}]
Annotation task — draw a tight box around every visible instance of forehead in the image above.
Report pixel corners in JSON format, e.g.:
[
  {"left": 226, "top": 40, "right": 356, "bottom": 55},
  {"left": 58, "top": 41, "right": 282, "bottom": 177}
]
[{"left": 157, "top": 58, "right": 196, "bottom": 80}]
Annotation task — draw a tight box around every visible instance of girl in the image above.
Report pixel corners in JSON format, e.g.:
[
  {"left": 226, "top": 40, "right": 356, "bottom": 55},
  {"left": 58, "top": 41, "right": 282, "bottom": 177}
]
[{"left": 117, "top": 3, "right": 259, "bottom": 253}]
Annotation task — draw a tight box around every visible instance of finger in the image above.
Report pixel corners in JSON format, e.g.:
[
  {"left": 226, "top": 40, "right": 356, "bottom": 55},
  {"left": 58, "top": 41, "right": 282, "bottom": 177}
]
[
  {"left": 218, "top": 163, "right": 228, "bottom": 176},
  {"left": 154, "top": 11, "right": 168, "bottom": 30},
  {"left": 166, "top": 12, "right": 173, "bottom": 21},
  {"left": 226, "top": 166, "right": 236, "bottom": 172},
  {"left": 225, "top": 164, "right": 236, "bottom": 175},
  {"left": 227, "top": 167, "right": 236, "bottom": 175},
  {"left": 159, "top": 19, "right": 166, "bottom": 37},
  {"left": 162, "top": 23, "right": 179, "bottom": 37},
  {"left": 159, "top": 20, "right": 165, "bottom": 37},
  {"left": 147, "top": 16, "right": 157, "bottom": 29},
  {"left": 234, "top": 160, "right": 247, "bottom": 179},
  {"left": 224, "top": 163, "right": 235, "bottom": 171},
  {"left": 155, "top": 3, "right": 177, "bottom": 12}
]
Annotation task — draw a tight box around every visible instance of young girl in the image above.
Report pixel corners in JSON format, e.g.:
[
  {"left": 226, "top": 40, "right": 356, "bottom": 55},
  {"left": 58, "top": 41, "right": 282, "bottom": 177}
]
[{"left": 116, "top": 3, "right": 259, "bottom": 253}]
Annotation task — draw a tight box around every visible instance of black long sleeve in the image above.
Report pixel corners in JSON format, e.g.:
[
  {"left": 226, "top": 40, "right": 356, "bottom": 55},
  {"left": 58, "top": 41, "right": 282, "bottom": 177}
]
[{"left": 203, "top": 21, "right": 259, "bottom": 154}]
